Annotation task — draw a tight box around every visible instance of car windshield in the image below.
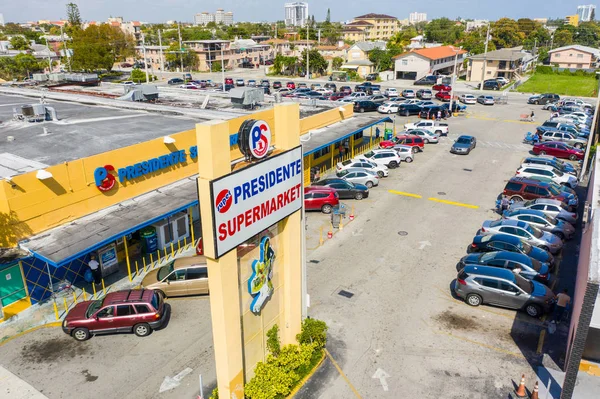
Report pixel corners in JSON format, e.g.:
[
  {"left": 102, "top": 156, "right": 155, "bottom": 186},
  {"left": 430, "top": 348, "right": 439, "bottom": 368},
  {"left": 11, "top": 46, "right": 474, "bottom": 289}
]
[
  {"left": 480, "top": 252, "right": 497, "bottom": 263},
  {"left": 514, "top": 274, "right": 534, "bottom": 294},
  {"left": 456, "top": 138, "right": 471, "bottom": 144},
  {"left": 553, "top": 168, "right": 564, "bottom": 177},
  {"left": 489, "top": 220, "right": 503, "bottom": 228},
  {"left": 525, "top": 224, "right": 544, "bottom": 238},
  {"left": 364, "top": 151, "right": 375, "bottom": 158},
  {"left": 157, "top": 262, "right": 175, "bottom": 281},
  {"left": 86, "top": 300, "right": 103, "bottom": 318},
  {"left": 548, "top": 185, "right": 561, "bottom": 196}
]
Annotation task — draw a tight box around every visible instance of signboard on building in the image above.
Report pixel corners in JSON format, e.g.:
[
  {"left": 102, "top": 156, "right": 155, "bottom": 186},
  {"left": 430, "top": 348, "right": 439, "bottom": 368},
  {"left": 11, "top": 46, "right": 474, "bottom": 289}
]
[{"left": 210, "top": 146, "right": 303, "bottom": 258}]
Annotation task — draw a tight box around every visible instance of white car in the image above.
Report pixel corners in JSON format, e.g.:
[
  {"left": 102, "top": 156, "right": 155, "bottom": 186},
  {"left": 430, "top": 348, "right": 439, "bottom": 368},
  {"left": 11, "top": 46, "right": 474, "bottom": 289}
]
[
  {"left": 336, "top": 158, "right": 389, "bottom": 177},
  {"left": 477, "top": 95, "right": 495, "bottom": 105},
  {"left": 357, "top": 149, "right": 402, "bottom": 169},
  {"left": 314, "top": 88, "right": 333, "bottom": 95},
  {"left": 277, "top": 88, "right": 293, "bottom": 95},
  {"left": 569, "top": 112, "right": 592, "bottom": 123},
  {"left": 516, "top": 164, "right": 578, "bottom": 189},
  {"left": 563, "top": 98, "right": 593, "bottom": 108},
  {"left": 122, "top": 81, "right": 136, "bottom": 86},
  {"left": 384, "top": 88, "right": 399, "bottom": 97},
  {"left": 459, "top": 94, "right": 476, "bottom": 104},
  {"left": 179, "top": 83, "right": 199, "bottom": 89},
  {"left": 509, "top": 198, "right": 578, "bottom": 225},
  {"left": 336, "top": 98, "right": 356, "bottom": 103},
  {"left": 390, "top": 145, "right": 415, "bottom": 163},
  {"left": 478, "top": 219, "right": 563, "bottom": 254},
  {"left": 406, "top": 128, "right": 439, "bottom": 143},
  {"left": 378, "top": 102, "right": 401, "bottom": 114},
  {"left": 496, "top": 77, "right": 509, "bottom": 85},
  {"left": 347, "top": 92, "right": 368, "bottom": 99},
  {"left": 404, "top": 120, "right": 449, "bottom": 136},
  {"left": 402, "top": 89, "right": 416, "bottom": 98}
]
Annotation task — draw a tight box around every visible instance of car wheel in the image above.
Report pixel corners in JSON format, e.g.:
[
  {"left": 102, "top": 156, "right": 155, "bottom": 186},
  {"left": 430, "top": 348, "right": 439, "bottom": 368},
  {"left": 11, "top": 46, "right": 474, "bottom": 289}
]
[
  {"left": 510, "top": 195, "right": 523, "bottom": 202},
  {"left": 575, "top": 143, "right": 583, "bottom": 149},
  {"left": 540, "top": 245, "right": 550, "bottom": 253},
  {"left": 134, "top": 323, "right": 152, "bottom": 337},
  {"left": 569, "top": 154, "right": 578, "bottom": 161},
  {"left": 535, "top": 100, "right": 540, "bottom": 105},
  {"left": 321, "top": 204, "right": 333, "bottom": 214},
  {"left": 377, "top": 171, "right": 384, "bottom": 178},
  {"left": 539, "top": 151, "right": 546, "bottom": 155},
  {"left": 404, "top": 110, "right": 410, "bottom": 116},
  {"left": 157, "top": 290, "right": 167, "bottom": 299},
  {"left": 525, "top": 304, "right": 542, "bottom": 318},
  {"left": 72, "top": 328, "right": 90, "bottom": 341},
  {"left": 405, "top": 157, "right": 413, "bottom": 163},
  {"left": 466, "top": 294, "right": 482, "bottom": 307},
  {"left": 435, "top": 130, "right": 442, "bottom": 135},
  {"left": 359, "top": 108, "right": 365, "bottom": 113},
  {"left": 365, "top": 181, "right": 374, "bottom": 188},
  {"left": 354, "top": 192, "right": 364, "bottom": 200},
  {"left": 411, "top": 147, "right": 418, "bottom": 154},
  {"left": 424, "top": 139, "right": 429, "bottom": 144},
  {"left": 387, "top": 110, "right": 392, "bottom": 114},
  {"left": 389, "top": 161, "right": 399, "bottom": 168},
  {"left": 554, "top": 231, "right": 565, "bottom": 240}
]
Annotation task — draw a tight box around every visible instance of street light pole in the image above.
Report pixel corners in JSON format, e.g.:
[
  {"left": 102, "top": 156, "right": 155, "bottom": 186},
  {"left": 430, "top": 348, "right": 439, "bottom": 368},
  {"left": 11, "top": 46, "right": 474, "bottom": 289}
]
[
  {"left": 158, "top": 29, "right": 165, "bottom": 78},
  {"left": 178, "top": 23, "right": 184, "bottom": 73},
  {"left": 480, "top": 23, "right": 490, "bottom": 91},
  {"left": 220, "top": 43, "right": 225, "bottom": 93},
  {"left": 449, "top": 46, "right": 461, "bottom": 115},
  {"left": 306, "top": 22, "right": 309, "bottom": 80},
  {"left": 141, "top": 33, "right": 150, "bottom": 83}
]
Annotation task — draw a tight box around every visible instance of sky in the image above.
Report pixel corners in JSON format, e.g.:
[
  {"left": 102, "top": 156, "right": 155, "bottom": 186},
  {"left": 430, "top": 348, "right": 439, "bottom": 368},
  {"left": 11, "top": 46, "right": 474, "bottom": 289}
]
[{"left": 1, "top": 0, "right": 591, "bottom": 24}]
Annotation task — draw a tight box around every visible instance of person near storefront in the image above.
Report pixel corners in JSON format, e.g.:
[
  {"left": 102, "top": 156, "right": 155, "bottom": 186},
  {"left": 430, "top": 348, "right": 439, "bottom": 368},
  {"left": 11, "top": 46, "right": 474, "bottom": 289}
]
[{"left": 88, "top": 254, "right": 101, "bottom": 285}]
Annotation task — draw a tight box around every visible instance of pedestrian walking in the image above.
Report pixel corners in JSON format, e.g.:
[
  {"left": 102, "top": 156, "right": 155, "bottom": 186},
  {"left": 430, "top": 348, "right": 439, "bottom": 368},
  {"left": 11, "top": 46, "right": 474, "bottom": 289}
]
[
  {"left": 88, "top": 254, "right": 101, "bottom": 285},
  {"left": 530, "top": 110, "right": 535, "bottom": 122},
  {"left": 436, "top": 110, "right": 442, "bottom": 121},
  {"left": 501, "top": 196, "right": 510, "bottom": 213},
  {"left": 553, "top": 288, "right": 571, "bottom": 323}
]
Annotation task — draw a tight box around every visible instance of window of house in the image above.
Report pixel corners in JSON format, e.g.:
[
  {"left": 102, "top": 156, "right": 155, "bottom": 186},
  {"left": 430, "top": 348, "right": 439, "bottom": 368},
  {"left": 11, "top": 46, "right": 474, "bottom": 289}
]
[
  {"left": 555, "top": 53, "right": 560, "bottom": 58},
  {"left": 577, "top": 64, "right": 582, "bottom": 68},
  {"left": 402, "top": 59, "right": 408, "bottom": 66},
  {"left": 577, "top": 54, "right": 584, "bottom": 58}
]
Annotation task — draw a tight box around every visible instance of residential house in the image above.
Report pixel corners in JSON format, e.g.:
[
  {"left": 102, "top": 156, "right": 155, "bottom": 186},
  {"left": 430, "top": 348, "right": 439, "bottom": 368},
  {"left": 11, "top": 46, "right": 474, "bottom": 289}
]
[
  {"left": 467, "top": 46, "right": 536, "bottom": 81},
  {"left": 316, "top": 44, "right": 349, "bottom": 60},
  {"left": 407, "top": 35, "right": 442, "bottom": 50},
  {"left": 133, "top": 45, "right": 168, "bottom": 71},
  {"left": 342, "top": 27, "right": 367, "bottom": 42},
  {"left": 393, "top": 45, "right": 467, "bottom": 80},
  {"left": 264, "top": 39, "right": 292, "bottom": 56},
  {"left": 344, "top": 13, "right": 399, "bottom": 41},
  {"left": 548, "top": 45, "right": 600, "bottom": 69},
  {"left": 343, "top": 41, "right": 386, "bottom": 77},
  {"left": 184, "top": 39, "right": 274, "bottom": 71},
  {"left": 288, "top": 40, "right": 315, "bottom": 57},
  {"left": 466, "top": 20, "right": 489, "bottom": 31}
]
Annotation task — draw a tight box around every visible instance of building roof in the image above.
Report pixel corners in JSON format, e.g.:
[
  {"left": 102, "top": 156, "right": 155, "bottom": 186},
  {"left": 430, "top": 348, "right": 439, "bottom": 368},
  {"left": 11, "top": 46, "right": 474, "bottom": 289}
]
[
  {"left": 343, "top": 27, "right": 366, "bottom": 33},
  {"left": 394, "top": 45, "right": 467, "bottom": 61},
  {"left": 316, "top": 45, "right": 347, "bottom": 51},
  {"left": 346, "top": 21, "right": 374, "bottom": 27},
  {"left": 548, "top": 44, "right": 600, "bottom": 56},
  {"left": 354, "top": 13, "right": 397, "bottom": 20},
  {"left": 351, "top": 41, "right": 387, "bottom": 52},
  {"left": 469, "top": 47, "right": 529, "bottom": 61},
  {"left": 342, "top": 59, "right": 374, "bottom": 66}
]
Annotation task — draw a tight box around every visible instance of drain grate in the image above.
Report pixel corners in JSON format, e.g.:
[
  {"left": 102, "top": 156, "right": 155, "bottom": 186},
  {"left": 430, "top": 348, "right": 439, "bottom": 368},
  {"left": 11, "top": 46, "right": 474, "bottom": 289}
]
[
  {"left": 309, "top": 260, "right": 320, "bottom": 264},
  {"left": 397, "top": 231, "right": 408, "bottom": 236},
  {"left": 437, "top": 192, "right": 447, "bottom": 196},
  {"left": 338, "top": 290, "right": 354, "bottom": 298},
  {"left": 463, "top": 168, "right": 473, "bottom": 172}
]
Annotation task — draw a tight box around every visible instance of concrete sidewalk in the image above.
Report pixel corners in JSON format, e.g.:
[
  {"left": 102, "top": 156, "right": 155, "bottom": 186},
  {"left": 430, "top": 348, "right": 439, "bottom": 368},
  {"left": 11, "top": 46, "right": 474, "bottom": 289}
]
[
  {"left": 535, "top": 364, "right": 600, "bottom": 399},
  {"left": 0, "top": 365, "right": 49, "bottom": 399}
]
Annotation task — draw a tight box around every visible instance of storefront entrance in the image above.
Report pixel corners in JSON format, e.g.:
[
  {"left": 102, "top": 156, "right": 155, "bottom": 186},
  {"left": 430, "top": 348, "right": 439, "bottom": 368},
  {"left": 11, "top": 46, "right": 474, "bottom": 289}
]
[{"left": 0, "top": 262, "right": 29, "bottom": 320}]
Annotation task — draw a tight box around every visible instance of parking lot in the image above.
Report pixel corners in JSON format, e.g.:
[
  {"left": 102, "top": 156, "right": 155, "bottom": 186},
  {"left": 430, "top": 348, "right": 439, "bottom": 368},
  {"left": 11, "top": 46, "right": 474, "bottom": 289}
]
[
  {"left": 301, "top": 97, "right": 580, "bottom": 398},
  {"left": 0, "top": 298, "right": 216, "bottom": 399}
]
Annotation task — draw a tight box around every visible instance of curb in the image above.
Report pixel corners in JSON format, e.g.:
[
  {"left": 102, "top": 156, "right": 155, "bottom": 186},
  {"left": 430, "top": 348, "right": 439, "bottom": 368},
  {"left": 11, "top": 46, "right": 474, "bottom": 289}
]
[
  {"left": 580, "top": 360, "right": 600, "bottom": 377},
  {"left": 287, "top": 350, "right": 326, "bottom": 398},
  {"left": 0, "top": 322, "right": 62, "bottom": 348}
]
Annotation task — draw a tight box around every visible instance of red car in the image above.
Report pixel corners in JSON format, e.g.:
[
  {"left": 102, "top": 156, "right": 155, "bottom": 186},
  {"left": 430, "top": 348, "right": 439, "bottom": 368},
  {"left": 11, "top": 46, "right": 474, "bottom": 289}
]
[
  {"left": 433, "top": 84, "right": 451, "bottom": 92},
  {"left": 328, "top": 93, "right": 347, "bottom": 101},
  {"left": 379, "top": 134, "right": 425, "bottom": 153},
  {"left": 435, "top": 91, "right": 451, "bottom": 101},
  {"left": 62, "top": 289, "right": 169, "bottom": 341},
  {"left": 304, "top": 186, "right": 339, "bottom": 214},
  {"left": 532, "top": 141, "right": 584, "bottom": 161},
  {"left": 286, "top": 81, "right": 296, "bottom": 89},
  {"left": 225, "top": 77, "right": 234, "bottom": 85}
]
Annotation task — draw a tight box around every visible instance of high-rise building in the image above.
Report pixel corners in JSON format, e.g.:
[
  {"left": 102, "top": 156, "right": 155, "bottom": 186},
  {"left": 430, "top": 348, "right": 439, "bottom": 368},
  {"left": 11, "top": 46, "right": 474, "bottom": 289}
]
[
  {"left": 0, "top": 13, "right": 5, "bottom": 26},
  {"left": 577, "top": 4, "right": 596, "bottom": 22},
  {"left": 285, "top": 2, "right": 308, "bottom": 27},
  {"left": 194, "top": 9, "right": 233, "bottom": 26},
  {"left": 409, "top": 12, "right": 427, "bottom": 24}
]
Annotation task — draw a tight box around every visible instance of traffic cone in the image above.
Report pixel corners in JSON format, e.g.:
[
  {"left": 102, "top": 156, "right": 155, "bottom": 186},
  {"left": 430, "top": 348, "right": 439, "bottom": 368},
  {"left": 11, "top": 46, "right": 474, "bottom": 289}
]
[
  {"left": 515, "top": 374, "right": 527, "bottom": 398},
  {"left": 530, "top": 381, "right": 539, "bottom": 399},
  {"left": 349, "top": 206, "right": 354, "bottom": 221},
  {"left": 327, "top": 230, "right": 333, "bottom": 239}
]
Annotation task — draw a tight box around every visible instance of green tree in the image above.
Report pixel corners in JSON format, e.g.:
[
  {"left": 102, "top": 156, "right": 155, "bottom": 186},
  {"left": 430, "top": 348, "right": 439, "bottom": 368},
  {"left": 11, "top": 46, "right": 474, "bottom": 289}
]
[
  {"left": 332, "top": 56, "right": 344, "bottom": 70},
  {"left": 388, "top": 25, "right": 417, "bottom": 48},
  {"left": 491, "top": 18, "right": 525, "bottom": 48},
  {"left": 211, "top": 60, "right": 222, "bottom": 72},
  {"left": 300, "top": 48, "right": 327, "bottom": 75},
  {"left": 130, "top": 68, "right": 146, "bottom": 83},
  {"left": 326, "top": 9, "right": 331, "bottom": 23},
  {"left": 553, "top": 29, "right": 574, "bottom": 47},
  {"left": 460, "top": 26, "right": 496, "bottom": 54},
  {"left": 10, "top": 36, "right": 30, "bottom": 50},
  {"left": 517, "top": 18, "right": 536, "bottom": 36},
  {"left": 165, "top": 43, "right": 198, "bottom": 71},
  {"left": 15, "top": 53, "right": 41, "bottom": 77},
  {"left": 71, "top": 24, "right": 135, "bottom": 71},
  {"left": 66, "top": 2, "right": 82, "bottom": 28},
  {"left": 424, "top": 18, "right": 465, "bottom": 44},
  {"left": 574, "top": 22, "right": 600, "bottom": 47},
  {"left": 369, "top": 48, "right": 401, "bottom": 72}
]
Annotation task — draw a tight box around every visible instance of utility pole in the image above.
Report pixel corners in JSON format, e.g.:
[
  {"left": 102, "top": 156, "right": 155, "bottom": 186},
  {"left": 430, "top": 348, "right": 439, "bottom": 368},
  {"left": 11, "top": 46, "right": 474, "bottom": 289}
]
[
  {"left": 178, "top": 23, "right": 184, "bottom": 73},
  {"left": 220, "top": 43, "right": 225, "bottom": 92},
  {"left": 449, "top": 46, "right": 461, "bottom": 114},
  {"left": 141, "top": 33, "right": 149, "bottom": 83},
  {"left": 550, "top": 33, "right": 554, "bottom": 50},
  {"left": 480, "top": 23, "right": 490, "bottom": 91},
  {"left": 318, "top": 29, "right": 321, "bottom": 45},
  {"left": 306, "top": 22, "right": 309, "bottom": 80},
  {"left": 43, "top": 36, "right": 52, "bottom": 73},
  {"left": 60, "top": 25, "right": 71, "bottom": 72},
  {"left": 158, "top": 29, "right": 165, "bottom": 78}
]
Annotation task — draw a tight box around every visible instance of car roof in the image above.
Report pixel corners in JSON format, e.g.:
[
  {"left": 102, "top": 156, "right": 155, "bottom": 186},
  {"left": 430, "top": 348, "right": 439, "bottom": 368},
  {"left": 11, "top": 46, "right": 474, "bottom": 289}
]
[
  {"left": 530, "top": 198, "right": 562, "bottom": 205},
  {"left": 457, "top": 135, "right": 474, "bottom": 139},
  {"left": 396, "top": 134, "right": 420, "bottom": 139},
  {"left": 493, "top": 219, "right": 527, "bottom": 228},
  {"left": 104, "top": 289, "right": 153, "bottom": 305},
  {"left": 509, "top": 209, "right": 547, "bottom": 218},
  {"left": 305, "top": 186, "right": 335, "bottom": 193},
  {"left": 173, "top": 256, "right": 207, "bottom": 269},
  {"left": 508, "top": 176, "right": 552, "bottom": 188},
  {"left": 475, "top": 233, "right": 521, "bottom": 245},
  {"left": 491, "top": 251, "right": 530, "bottom": 263},
  {"left": 462, "top": 265, "right": 516, "bottom": 281}
]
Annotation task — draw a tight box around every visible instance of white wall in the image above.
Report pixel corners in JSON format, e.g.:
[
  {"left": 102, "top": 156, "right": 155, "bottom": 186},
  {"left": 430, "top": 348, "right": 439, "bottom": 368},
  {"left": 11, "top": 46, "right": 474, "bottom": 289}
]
[{"left": 394, "top": 55, "right": 431, "bottom": 79}]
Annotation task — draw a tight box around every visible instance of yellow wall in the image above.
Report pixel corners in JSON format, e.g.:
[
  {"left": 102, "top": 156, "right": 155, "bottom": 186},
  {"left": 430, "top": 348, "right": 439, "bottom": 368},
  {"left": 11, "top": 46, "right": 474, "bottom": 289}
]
[{"left": 0, "top": 107, "right": 353, "bottom": 246}]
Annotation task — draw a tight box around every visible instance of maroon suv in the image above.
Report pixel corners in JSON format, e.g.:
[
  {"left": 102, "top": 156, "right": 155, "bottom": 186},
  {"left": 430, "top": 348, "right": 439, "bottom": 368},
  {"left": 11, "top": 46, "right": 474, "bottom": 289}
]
[{"left": 62, "top": 289, "right": 169, "bottom": 341}]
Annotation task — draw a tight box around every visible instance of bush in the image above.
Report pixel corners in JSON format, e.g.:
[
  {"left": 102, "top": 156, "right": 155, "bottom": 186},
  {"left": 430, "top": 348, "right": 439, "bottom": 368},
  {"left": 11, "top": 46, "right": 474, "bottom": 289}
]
[
  {"left": 209, "top": 388, "right": 218, "bottom": 399},
  {"left": 266, "top": 324, "right": 281, "bottom": 356},
  {"left": 535, "top": 66, "right": 553, "bottom": 74},
  {"left": 296, "top": 318, "right": 328, "bottom": 349}
]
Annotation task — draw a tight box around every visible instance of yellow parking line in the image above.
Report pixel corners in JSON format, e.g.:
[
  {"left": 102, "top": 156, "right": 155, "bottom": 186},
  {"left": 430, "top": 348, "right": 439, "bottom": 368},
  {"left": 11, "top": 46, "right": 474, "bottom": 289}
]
[
  {"left": 428, "top": 197, "right": 479, "bottom": 209},
  {"left": 324, "top": 348, "right": 363, "bottom": 399},
  {"left": 388, "top": 190, "right": 422, "bottom": 198}
]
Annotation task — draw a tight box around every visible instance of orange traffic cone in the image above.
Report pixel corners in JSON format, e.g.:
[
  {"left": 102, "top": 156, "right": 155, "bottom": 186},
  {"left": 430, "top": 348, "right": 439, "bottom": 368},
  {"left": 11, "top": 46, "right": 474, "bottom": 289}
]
[
  {"left": 530, "top": 381, "right": 539, "bottom": 399},
  {"left": 515, "top": 374, "right": 527, "bottom": 398}
]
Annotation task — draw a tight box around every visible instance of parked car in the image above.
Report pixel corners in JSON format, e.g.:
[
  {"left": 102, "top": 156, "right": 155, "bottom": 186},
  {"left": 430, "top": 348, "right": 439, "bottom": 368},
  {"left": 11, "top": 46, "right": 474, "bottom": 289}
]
[
  {"left": 272, "top": 81, "right": 282, "bottom": 89},
  {"left": 495, "top": 77, "right": 509, "bottom": 85},
  {"left": 339, "top": 86, "right": 352, "bottom": 95},
  {"left": 122, "top": 81, "right": 136, "bottom": 86},
  {"left": 142, "top": 256, "right": 210, "bottom": 297},
  {"left": 260, "top": 79, "right": 270, "bottom": 88},
  {"left": 310, "top": 83, "right": 322, "bottom": 90},
  {"left": 515, "top": 164, "right": 578, "bottom": 189},
  {"left": 414, "top": 75, "right": 439, "bottom": 85},
  {"left": 406, "top": 128, "right": 439, "bottom": 144},
  {"left": 347, "top": 92, "right": 368, "bottom": 99},
  {"left": 467, "top": 234, "right": 555, "bottom": 266},
  {"left": 503, "top": 177, "right": 576, "bottom": 209},
  {"left": 508, "top": 198, "right": 578, "bottom": 225},
  {"left": 477, "top": 219, "right": 563, "bottom": 254},
  {"left": 225, "top": 77, "right": 234, "bottom": 85},
  {"left": 378, "top": 102, "right": 401, "bottom": 114},
  {"left": 224, "top": 84, "right": 234, "bottom": 91},
  {"left": 433, "top": 84, "right": 451, "bottom": 92},
  {"left": 310, "top": 179, "right": 369, "bottom": 200},
  {"left": 390, "top": 145, "right": 415, "bottom": 163},
  {"left": 459, "top": 94, "right": 477, "bottom": 104},
  {"left": 179, "top": 83, "right": 199, "bottom": 89},
  {"left": 479, "top": 80, "right": 502, "bottom": 90},
  {"left": 528, "top": 93, "right": 560, "bottom": 105},
  {"left": 324, "top": 83, "right": 337, "bottom": 92},
  {"left": 168, "top": 78, "right": 184, "bottom": 85},
  {"left": 542, "top": 101, "right": 558, "bottom": 110},
  {"left": 314, "top": 88, "right": 333, "bottom": 95},
  {"left": 368, "top": 94, "right": 388, "bottom": 104},
  {"left": 419, "top": 105, "right": 447, "bottom": 119},
  {"left": 404, "top": 120, "right": 449, "bottom": 136},
  {"left": 457, "top": 251, "right": 550, "bottom": 283},
  {"left": 336, "top": 168, "right": 380, "bottom": 188},
  {"left": 384, "top": 88, "right": 399, "bottom": 97},
  {"left": 416, "top": 89, "right": 433, "bottom": 99},
  {"left": 521, "top": 156, "right": 578, "bottom": 176},
  {"left": 454, "top": 265, "right": 553, "bottom": 317},
  {"left": 304, "top": 186, "right": 339, "bottom": 214},
  {"left": 366, "top": 73, "right": 379, "bottom": 81},
  {"left": 435, "top": 91, "right": 452, "bottom": 101},
  {"left": 336, "top": 158, "right": 389, "bottom": 177},
  {"left": 62, "top": 289, "right": 169, "bottom": 341},
  {"left": 297, "top": 82, "right": 308, "bottom": 88},
  {"left": 402, "top": 89, "right": 416, "bottom": 98},
  {"left": 416, "top": 100, "right": 436, "bottom": 107},
  {"left": 247, "top": 79, "right": 257, "bottom": 87},
  {"left": 477, "top": 95, "right": 495, "bottom": 105},
  {"left": 357, "top": 149, "right": 402, "bottom": 168},
  {"left": 120, "top": 62, "right": 133, "bottom": 68},
  {"left": 537, "top": 125, "right": 587, "bottom": 140},
  {"left": 450, "top": 135, "right": 477, "bottom": 154},
  {"left": 540, "top": 132, "right": 587, "bottom": 150},
  {"left": 502, "top": 209, "right": 574, "bottom": 240},
  {"left": 518, "top": 176, "right": 578, "bottom": 207},
  {"left": 286, "top": 81, "right": 296, "bottom": 89},
  {"left": 354, "top": 100, "right": 380, "bottom": 113},
  {"left": 235, "top": 78, "right": 245, "bottom": 87},
  {"left": 328, "top": 93, "right": 347, "bottom": 101},
  {"left": 532, "top": 141, "right": 584, "bottom": 161},
  {"left": 397, "top": 103, "right": 423, "bottom": 116}
]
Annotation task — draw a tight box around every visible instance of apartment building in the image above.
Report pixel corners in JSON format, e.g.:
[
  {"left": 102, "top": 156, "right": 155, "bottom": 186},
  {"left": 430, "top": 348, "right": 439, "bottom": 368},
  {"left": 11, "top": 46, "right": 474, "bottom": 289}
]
[
  {"left": 184, "top": 39, "right": 274, "bottom": 71},
  {"left": 467, "top": 47, "right": 535, "bottom": 81},
  {"left": 548, "top": 45, "right": 600, "bottom": 69},
  {"left": 133, "top": 45, "right": 168, "bottom": 71},
  {"left": 194, "top": 9, "right": 233, "bottom": 26},
  {"left": 285, "top": 2, "right": 308, "bottom": 27},
  {"left": 394, "top": 45, "right": 467, "bottom": 80},
  {"left": 409, "top": 12, "right": 427, "bottom": 24},
  {"left": 345, "top": 13, "right": 399, "bottom": 41},
  {"left": 577, "top": 4, "right": 596, "bottom": 22}
]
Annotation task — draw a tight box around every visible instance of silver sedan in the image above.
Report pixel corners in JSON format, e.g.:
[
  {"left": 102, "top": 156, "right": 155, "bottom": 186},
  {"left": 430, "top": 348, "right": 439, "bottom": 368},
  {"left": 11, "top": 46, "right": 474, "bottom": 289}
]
[
  {"left": 335, "top": 168, "right": 379, "bottom": 188},
  {"left": 502, "top": 209, "right": 575, "bottom": 240},
  {"left": 509, "top": 198, "right": 578, "bottom": 225},
  {"left": 477, "top": 95, "right": 495, "bottom": 105}
]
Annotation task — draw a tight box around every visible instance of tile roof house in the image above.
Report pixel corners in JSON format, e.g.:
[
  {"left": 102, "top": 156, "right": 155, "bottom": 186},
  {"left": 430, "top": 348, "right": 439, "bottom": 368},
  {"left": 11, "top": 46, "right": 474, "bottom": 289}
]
[
  {"left": 548, "top": 45, "right": 600, "bottom": 69},
  {"left": 342, "top": 41, "right": 387, "bottom": 78},
  {"left": 345, "top": 12, "right": 400, "bottom": 41},
  {"left": 466, "top": 46, "right": 536, "bottom": 81},
  {"left": 393, "top": 45, "right": 467, "bottom": 80}
]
